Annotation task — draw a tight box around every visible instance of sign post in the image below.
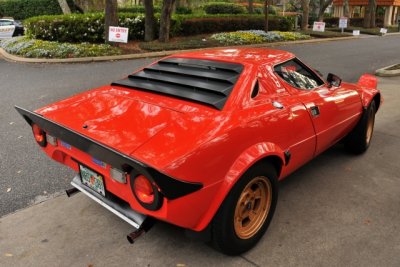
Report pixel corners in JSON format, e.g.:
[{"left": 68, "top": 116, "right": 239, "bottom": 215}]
[
  {"left": 108, "top": 26, "right": 129, "bottom": 43},
  {"left": 339, "top": 17, "right": 348, "bottom": 34}
]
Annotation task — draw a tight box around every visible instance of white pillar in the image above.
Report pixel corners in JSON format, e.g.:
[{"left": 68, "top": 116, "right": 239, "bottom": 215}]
[
  {"left": 384, "top": 6, "right": 394, "bottom": 27},
  {"left": 334, "top": 5, "right": 344, "bottom": 17}
]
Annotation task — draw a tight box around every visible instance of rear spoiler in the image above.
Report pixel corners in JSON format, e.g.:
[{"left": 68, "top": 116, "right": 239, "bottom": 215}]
[{"left": 15, "top": 106, "right": 203, "bottom": 200}]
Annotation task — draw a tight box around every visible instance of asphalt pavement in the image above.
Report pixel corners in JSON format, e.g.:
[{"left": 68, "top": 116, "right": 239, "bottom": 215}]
[{"left": 1, "top": 35, "right": 400, "bottom": 266}]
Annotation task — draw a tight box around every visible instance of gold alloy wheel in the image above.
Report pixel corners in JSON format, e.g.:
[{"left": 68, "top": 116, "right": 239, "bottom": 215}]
[
  {"left": 234, "top": 176, "right": 272, "bottom": 239},
  {"left": 366, "top": 108, "right": 375, "bottom": 144}
]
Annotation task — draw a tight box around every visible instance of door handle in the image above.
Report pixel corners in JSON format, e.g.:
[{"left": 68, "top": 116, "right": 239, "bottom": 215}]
[{"left": 310, "top": 106, "right": 320, "bottom": 117}]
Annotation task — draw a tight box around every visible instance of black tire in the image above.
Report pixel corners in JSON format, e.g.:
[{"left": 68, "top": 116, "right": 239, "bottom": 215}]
[
  {"left": 211, "top": 162, "right": 278, "bottom": 255},
  {"left": 344, "top": 101, "right": 376, "bottom": 154}
]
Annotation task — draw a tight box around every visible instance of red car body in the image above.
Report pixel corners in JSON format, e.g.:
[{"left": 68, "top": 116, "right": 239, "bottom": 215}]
[{"left": 17, "top": 48, "right": 381, "bottom": 254}]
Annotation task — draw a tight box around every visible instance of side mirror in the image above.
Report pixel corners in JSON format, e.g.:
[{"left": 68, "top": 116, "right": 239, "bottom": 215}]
[{"left": 327, "top": 73, "right": 342, "bottom": 88}]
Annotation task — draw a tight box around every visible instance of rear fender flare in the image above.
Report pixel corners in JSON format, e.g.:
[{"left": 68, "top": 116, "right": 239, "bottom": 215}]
[{"left": 193, "top": 142, "right": 285, "bottom": 231}]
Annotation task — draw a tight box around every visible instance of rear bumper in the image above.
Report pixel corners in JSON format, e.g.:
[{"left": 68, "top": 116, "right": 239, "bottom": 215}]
[{"left": 71, "top": 175, "right": 146, "bottom": 229}]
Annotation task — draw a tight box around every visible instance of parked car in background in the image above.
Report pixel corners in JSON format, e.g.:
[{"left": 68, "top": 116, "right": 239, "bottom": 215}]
[{"left": 0, "top": 18, "right": 24, "bottom": 38}]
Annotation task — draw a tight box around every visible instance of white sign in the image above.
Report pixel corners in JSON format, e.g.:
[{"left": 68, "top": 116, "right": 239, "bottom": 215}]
[
  {"left": 380, "top": 28, "right": 388, "bottom": 34},
  {"left": 313, "top": 22, "right": 326, "bottom": 32},
  {"left": 353, "top": 30, "right": 360, "bottom": 36},
  {"left": 0, "top": 25, "right": 15, "bottom": 39},
  {"left": 339, "top": 17, "right": 348, "bottom": 28},
  {"left": 108, "top": 26, "right": 129, "bottom": 43}
]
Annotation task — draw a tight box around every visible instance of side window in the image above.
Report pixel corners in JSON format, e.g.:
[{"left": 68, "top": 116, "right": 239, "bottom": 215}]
[
  {"left": 0, "top": 21, "right": 13, "bottom": 26},
  {"left": 274, "top": 58, "right": 324, "bottom": 90}
]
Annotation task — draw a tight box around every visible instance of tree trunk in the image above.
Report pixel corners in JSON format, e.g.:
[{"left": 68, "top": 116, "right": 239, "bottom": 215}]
[
  {"left": 343, "top": 0, "right": 350, "bottom": 17},
  {"left": 318, "top": 0, "right": 333, "bottom": 21},
  {"left": 144, "top": 0, "right": 156, "bottom": 41},
  {"left": 370, "top": 0, "right": 376, "bottom": 27},
  {"left": 301, "top": 0, "right": 310, "bottom": 30},
  {"left": 105, "top": 0, "right": 119, "bottom": 43},
  {"left": 248, "top": 0, "right": 254, "bottom": 14},
  {"left": 363, "top": 0, "right": 376, "bottom": 28},
  {"left": 264, "top": 0, "right": 269, "bottom": 32},
  {"left": 57, "top": 0, "right": 71, "bottom": 14},
  {"left": 159, "top": 0, "right": 176, "bottom": 42}
]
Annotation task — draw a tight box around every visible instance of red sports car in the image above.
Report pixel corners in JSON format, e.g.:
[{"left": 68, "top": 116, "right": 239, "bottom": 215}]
[{"left": 16, "top": 48, "right": 381, "bottom": 255}]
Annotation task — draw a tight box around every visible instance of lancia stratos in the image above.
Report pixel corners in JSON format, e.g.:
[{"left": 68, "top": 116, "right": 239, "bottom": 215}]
[{"left": 16, "top": 48, "right": 381, "bottom": 255}]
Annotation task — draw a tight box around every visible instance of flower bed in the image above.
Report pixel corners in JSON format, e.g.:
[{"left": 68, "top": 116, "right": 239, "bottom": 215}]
[
  {"left": 210, "top": 30, "right": 310, "bottom": 45},
  {"left": 0, "top": 37, "right": 121, "bottom": 58}
]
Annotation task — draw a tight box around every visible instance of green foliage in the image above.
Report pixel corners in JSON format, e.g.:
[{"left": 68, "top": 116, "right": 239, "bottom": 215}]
[
  {"left": 118, "top": 6, "right": 162, "bottom": 13},
  {"left": 173, "top": 15, "right": 294, "bottom": 36},
  {"left": 175, "top": 6, "right": 193, "bottom": 14},
  {"left": 0, "top": 37, "right": 121, "bottom": 58},
  {"left": 118, "top": 5, "right": 192, "bottom": 14},
  {"left": 322, "top": 17, "right": 384, "bottom": 28},
  {"left": 211, "top": 31, "right": 264, "bottom": 44},
  {"left": 24, "top": 12, "right": 294, "bottom": 43},
  {"left": 210, "top": 30, "right": 310, "bottom": 45},
  {"left": 25, "top": 13, "right": 145, "bottom": 43},
  {"left": 203, "top": 2, "right": 247, "bottom": 14},
  {"left": 0, "top": 0, "right": 78, "bottom": 20}
]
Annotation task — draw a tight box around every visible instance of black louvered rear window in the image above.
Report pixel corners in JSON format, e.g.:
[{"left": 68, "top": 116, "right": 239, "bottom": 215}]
[{"left": 111, "top": 58, "right": 244, "bottom": 110}]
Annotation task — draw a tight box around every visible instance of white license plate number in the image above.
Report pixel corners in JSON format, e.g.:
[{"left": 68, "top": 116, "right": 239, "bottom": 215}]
[{"left": 79, "top": 165, "right": 106, "bottom": 196}]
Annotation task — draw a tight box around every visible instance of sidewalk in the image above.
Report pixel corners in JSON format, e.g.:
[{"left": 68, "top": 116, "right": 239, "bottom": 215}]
[{"left": 1, "top": 76, "right": 400, "bottom": 267}]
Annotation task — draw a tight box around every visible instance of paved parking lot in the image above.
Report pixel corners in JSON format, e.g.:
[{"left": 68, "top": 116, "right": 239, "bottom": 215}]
[{"left": 1, "top": 75, "right": 399, "bottom": 266}]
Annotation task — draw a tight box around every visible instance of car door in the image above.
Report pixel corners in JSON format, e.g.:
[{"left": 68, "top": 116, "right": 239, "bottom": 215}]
[
  {"left": 273, "top": 58, "right": 363, "bottom": 156},
  {"left": 0, "top": 20, "right": 16, "bottom": 39}
]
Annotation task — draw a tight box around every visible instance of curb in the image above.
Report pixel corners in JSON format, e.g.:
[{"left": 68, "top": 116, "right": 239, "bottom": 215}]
[
  {"left": 0, "top": 36, "right": 359, "bottom": 64},
  {"left": 375, "top": 64, "right": 400, "bottom": 77}
]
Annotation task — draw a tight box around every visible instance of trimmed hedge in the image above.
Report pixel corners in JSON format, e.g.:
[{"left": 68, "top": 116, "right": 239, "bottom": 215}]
[
  {"left": 321, "top": 17, "right": 384, "bottom": 28},
  {"left": 175, "top": 15, "right": 294, "bottom": 36},
  {"left": 25, "top": 13, "right": 145, "bottom": 43},
  {"left": 118, "top": 6, "right": 161, "bottom": 13},
  {"left": 118, "top": 5, "right": 192, "bottom": 14},
  {"left": 0, "top": 0, "right": 78, "bottom": 20},
  {"left": 25, "top": 13, "right": 294, "bottom": 43},
  {"left": 203, "top": 3, "right": 247, "bottom": 14}
]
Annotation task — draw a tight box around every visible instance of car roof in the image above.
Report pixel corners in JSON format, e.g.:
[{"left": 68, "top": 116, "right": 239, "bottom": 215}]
[{"left": 169, "top": 48, "right": 295, "bottom": 67}]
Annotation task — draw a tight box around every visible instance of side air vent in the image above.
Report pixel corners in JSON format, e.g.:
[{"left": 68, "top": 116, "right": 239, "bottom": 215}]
[{"left": 111, "top": 58, "right": 244, "bottom": 110}]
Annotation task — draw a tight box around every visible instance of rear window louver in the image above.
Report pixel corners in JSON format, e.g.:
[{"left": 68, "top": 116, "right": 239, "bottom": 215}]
[{"left": 111, "top": 58, "right": 244, "bottom": 110}]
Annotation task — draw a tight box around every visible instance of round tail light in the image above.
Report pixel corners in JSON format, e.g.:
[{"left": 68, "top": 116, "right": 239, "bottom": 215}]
[
  {"left": 32, "top": 124, "right": 46, "bottom": 147},
  {"left": 132, "top": 175, "right": 163, "bottom": 210}
]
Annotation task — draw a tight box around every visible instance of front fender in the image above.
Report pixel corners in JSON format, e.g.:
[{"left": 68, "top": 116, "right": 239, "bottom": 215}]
[
  {"left": 357, "top": 74, "right": 382, "bottom": 109},
  {"left": 192, "top": 142, "right": 285, "bottom": 231}
]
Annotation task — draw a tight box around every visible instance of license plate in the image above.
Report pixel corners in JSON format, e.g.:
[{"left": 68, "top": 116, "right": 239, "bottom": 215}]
[{"left": 79, "top": 164, "right": 106, "bottom": 196}]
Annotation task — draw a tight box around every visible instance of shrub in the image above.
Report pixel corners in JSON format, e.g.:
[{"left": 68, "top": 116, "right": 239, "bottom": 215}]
[
  {"left": 0, "top": 0, "right": 78, "bottom": 20},
  {"left": 0, "top": 37, "right": 121, "bottom": 58},
  {"left": 321, "top": 17, "right": 384, "bottom": 28},
  {"left": 175, "top": 6, "right": 193, "bottom": 14},
  {"left": 25, "top": 13, "right": 145, "bottom": 43},
  {"left": 174, "top": 15, "right": 294, "bottom": 36},
  {"left": 203, "top": 3, "right": 247, "bottom": 14},
  {"left": 118, "top": 6, "right": 162, "bottom": 13},
  {"left": 210, "top": 30, "right": 310, "bottom": 45},
  {"left": 24, "top": 13, "right": 294, "bottom": 43},
  {"left": 211, "top": 31, "right": 264, "bottom": 44}
]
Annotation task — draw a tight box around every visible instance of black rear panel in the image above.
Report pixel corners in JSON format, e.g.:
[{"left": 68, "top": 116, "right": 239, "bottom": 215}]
[{"left": 111, "top": 58, "right": 244, "bottom": 110}]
